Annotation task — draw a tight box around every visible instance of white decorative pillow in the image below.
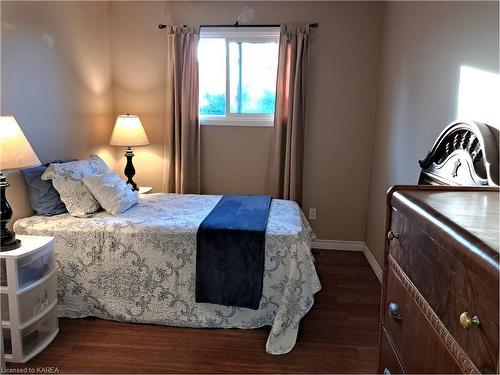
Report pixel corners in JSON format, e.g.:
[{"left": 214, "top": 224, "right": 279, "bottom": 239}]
[
  {"left": 82, "top": 172, "right": 138, "bottom": 215},
  {"left": 50, "top": 176, "right": 100, "bottom": 218},
  {"left": 41, "top": 155, "right": 110, "bottom": 217},
  {"left": 42, "top": 154, "right": 109, "bottom": 181}
]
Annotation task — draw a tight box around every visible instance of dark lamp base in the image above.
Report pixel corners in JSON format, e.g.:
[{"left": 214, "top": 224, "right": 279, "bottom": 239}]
[
  {"left": 1, "top": 171, "right": 21, "bottom": 252},
  {"left": 124, "top": 147, "right": 139, "bottom": 191},
  {"left": 1, "top": 239, "right": 21, "bottom": 252}
]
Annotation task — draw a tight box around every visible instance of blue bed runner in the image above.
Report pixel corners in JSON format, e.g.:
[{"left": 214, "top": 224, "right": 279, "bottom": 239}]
[{"left": 195, "top": 194, "right": 272, "bottom": 310}]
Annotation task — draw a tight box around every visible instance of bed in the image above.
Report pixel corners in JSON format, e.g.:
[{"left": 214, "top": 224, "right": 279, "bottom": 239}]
[{"left": 14, "top": 193, "right": 321, "bottom": 355}]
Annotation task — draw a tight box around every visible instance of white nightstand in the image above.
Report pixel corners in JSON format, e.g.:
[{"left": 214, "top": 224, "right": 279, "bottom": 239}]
[
  {"left": 138, "top": 186, "right": 152, "bottom": 194},
  {"left": 0, "top": 235, "right": 59, "bottom": 363}
]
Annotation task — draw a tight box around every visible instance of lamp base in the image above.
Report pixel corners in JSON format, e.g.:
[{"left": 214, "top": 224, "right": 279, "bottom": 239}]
[
  {"left": 1, "top": 238, "right": 21, "bottom": 252},
  {"left": 1, "top": 172, "right": 21, "bottom": 252},
  {"left": 124, "top": 147, "right": 139, "bottom": 191}
]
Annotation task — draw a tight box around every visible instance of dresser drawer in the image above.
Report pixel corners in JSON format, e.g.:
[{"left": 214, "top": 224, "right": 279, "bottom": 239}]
[
  {"left": 1, "top": 271, "right": 57, "bottom": 324},
  {"left": 388, "top": 208, "right": 499, "bottom": 373},
  {"left": 3, "top": 303, "right": 58, "bottom": 358},
  {"left": 379, "top": 329, "right": 404, "bottom": 374},
  {"left": 383, "top": 265, "right": 461, "bottom": 373},
  {"left": 16, "top": 243, "right": 55, "bottom": 291}
]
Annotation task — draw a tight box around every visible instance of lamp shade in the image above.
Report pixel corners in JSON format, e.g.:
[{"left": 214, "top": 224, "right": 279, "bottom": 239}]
[
  {"left": 109, "top": 114, "right": 150, "bottom": 147},
  {"left": 0, "top": 116, "right": 41, "bottom": 170}
]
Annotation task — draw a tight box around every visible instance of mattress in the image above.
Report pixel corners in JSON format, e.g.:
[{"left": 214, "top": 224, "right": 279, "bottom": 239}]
[{"left": 14, "top": 193, "right": 321, "bottom": 354}]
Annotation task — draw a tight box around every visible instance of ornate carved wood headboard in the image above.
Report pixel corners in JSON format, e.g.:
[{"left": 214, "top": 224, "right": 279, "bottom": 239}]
[{"left": 419, "top": 121, "right": 499, "bottom": 187}]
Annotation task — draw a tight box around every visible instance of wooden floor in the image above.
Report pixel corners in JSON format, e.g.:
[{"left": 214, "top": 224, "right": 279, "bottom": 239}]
[{"left": 8, "top": 250, "right": 381, "bottom": 373}]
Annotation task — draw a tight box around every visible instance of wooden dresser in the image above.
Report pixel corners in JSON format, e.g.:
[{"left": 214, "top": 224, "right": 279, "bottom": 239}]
[{"left": 379, "top": 186, "right": 499, "bottom": 374}]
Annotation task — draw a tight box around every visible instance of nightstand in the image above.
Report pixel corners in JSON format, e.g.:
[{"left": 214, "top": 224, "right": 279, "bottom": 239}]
[
  {"left": 0, "top": 235, "right": 59, "bottom": 363},
  {"left": 138, "top": 186, "right": 152, "bottom": 194}
]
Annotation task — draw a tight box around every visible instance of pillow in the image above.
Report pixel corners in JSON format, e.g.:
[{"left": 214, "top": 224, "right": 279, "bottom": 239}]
[
  {"left": 41, "top": 155, "right": 110, "bottom": 218},
  {"left": 50, "top": 176, "right": 101, "bottom": 217},
  {"left": 42, "top": 155, "right": 109, "bottom": 181},
  {"left": 20, "top": 160, "right": 76, "bottom": 216},
  {"left": 21, "top": 165, "right": 66, "bottom": 216},
  {"left": 82, "top": 172, "right": 138, "bottom": 215}
]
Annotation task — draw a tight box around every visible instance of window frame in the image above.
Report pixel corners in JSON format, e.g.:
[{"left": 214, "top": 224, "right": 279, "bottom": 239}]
[{"left": 198, "top": 27, "right": 280, "bottom": 127}]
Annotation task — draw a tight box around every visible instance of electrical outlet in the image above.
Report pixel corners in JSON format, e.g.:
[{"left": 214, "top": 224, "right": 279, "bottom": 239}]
[{"left": 309, "top": 208, "right": 317, "bottom": 220}]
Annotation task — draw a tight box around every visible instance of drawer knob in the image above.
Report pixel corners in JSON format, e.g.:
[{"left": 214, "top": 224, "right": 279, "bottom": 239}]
[
  {"left": 388, "top": 302, "right": 402, "bottom": 321},
  {"left": 460, "top": 312, "right": 480, "bottom": 329},
  {"left": 387, "top": 231, "right": 399, "bottom": 241}
]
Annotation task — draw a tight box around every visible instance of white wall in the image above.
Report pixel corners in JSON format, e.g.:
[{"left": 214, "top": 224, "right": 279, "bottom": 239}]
[
  {"left": 110, "top": 1, "right": 383, "bottom": 242},
  {"left": 1, "top": 1, "right": 115, "bottom": 224},
  {"left": 2, "top": 1, "right": 498, "bottom": 253},
  {"left": 364, "top": 1, "right": 500, "bottom": 267}
]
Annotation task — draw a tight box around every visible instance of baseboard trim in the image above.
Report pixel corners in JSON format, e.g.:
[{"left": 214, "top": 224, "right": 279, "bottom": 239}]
[
  {"left": 362, "top": 243, "right": 383, "bottom": 283},
  {"left": 312, "top": 239, "right": 383, "bottom": 283},
  {"left": 311, "top": 239, "right": 364, "bottom": 252}
]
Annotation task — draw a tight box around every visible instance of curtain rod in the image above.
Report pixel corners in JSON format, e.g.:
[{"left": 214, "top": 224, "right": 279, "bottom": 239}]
[{"left": 158, "top": 22, "right": 319, "bottom": 29}]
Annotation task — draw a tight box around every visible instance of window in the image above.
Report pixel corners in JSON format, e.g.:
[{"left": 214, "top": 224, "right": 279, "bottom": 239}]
[{"left": 198, "top": 27, "right": 280, "bottom": 126}]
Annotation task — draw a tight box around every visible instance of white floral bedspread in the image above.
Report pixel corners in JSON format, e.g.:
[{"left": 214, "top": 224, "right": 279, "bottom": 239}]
[{"left": 14, "top": 193, "right": 321, "bottom": 354}]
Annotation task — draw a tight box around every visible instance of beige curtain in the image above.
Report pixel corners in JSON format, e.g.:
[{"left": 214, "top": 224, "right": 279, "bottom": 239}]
[
  {"left": 270, "top": 24, "right": 310, "bottom": 205},
  {"left": 162, "top": 26, "right": 201, "bottom": 194}
]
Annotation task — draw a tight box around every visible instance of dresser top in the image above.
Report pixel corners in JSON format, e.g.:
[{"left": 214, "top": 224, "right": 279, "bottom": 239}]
[{"left": 392, "top": 187, "right": 499, "bottom": 255}]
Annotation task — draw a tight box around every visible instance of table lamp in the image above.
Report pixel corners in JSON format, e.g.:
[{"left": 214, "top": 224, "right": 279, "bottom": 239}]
[
  {"left": 109, "top": 114, "right": 150, "bottom": 191},
  {"left": 0, "top": 116, "right": 41, "bottom": 251}
]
